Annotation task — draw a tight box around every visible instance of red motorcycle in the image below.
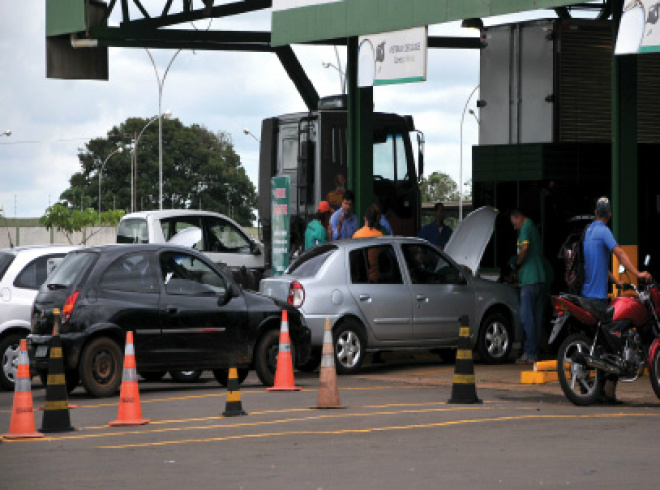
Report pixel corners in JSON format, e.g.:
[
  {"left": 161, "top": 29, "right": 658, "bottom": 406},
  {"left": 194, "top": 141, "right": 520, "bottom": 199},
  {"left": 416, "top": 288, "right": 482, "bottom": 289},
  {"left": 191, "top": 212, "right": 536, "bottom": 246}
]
[{"left": 549, "top": 267, "right": 660, "bottom": 405}]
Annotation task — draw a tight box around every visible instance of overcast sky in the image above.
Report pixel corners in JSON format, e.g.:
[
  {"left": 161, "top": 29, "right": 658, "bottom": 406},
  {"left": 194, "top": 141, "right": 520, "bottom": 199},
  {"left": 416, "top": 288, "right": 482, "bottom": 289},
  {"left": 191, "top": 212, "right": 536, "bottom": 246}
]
[{"left": 0, "top": 4, "right": 555, "bottom": 218}]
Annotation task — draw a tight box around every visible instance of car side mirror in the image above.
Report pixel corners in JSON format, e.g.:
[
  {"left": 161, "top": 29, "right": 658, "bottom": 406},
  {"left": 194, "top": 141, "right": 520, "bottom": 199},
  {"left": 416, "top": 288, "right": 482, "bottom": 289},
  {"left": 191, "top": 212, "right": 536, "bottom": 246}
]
[
  {"left": 218, "top": 283, "right": 241, "bottom": 306},
  {"left": 644, "top": 255, "right": 651, "bottom": 267},
  {"left": 251, "top": 241, "right": 262, "bottom": 256}
]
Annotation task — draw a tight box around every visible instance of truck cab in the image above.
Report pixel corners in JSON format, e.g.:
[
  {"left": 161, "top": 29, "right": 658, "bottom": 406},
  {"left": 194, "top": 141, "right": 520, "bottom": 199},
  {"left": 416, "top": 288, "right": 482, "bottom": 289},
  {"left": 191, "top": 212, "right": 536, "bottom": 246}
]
[{"left": 258, "top": 95, "right": 424, "bottom": 271}]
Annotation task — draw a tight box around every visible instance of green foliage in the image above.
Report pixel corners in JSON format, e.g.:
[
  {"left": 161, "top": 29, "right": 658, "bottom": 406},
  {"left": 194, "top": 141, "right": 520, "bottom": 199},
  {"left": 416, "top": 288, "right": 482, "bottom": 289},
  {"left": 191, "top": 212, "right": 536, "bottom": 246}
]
[
  {"left": 67, "top": 117, "right": 257, "bottom": 226},
  {"left": 420, "top": 171, "right": 459, "bottom": 203},
  {"left": 40, "top": 204, "right": 124, "bottom": 245}
]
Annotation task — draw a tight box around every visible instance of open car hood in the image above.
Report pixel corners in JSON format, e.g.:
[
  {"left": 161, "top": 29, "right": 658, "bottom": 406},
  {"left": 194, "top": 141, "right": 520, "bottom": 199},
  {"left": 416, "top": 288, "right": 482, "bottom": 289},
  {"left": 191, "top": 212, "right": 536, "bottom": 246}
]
[
  {"left": 168, "top": 226, "right": 202, "bottom": 249},
  {"left": 443, "top": 206, "right": 498, "bottom": 275}
]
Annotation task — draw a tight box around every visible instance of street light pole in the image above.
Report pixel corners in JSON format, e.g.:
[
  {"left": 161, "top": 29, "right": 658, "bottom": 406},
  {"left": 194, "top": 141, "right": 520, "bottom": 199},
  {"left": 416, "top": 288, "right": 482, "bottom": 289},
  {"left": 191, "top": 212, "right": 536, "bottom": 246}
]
[
  {"left": 98, "top": 146, "right": 124, "bottom": 216},
  {"left": 1, "top": 130, "right": 11, "bottom": 137},
  {"left": 145, "top": 48, "right": 181, "bottom": 211},
  {"left": 460, "top": 84, "right": 480, "bottom": 221},
  {"left": 243, "top": 128, "right": 260, "bottom": 143},
  {"left": 131, "top": 114, "right": 163, "bottom": 212}
]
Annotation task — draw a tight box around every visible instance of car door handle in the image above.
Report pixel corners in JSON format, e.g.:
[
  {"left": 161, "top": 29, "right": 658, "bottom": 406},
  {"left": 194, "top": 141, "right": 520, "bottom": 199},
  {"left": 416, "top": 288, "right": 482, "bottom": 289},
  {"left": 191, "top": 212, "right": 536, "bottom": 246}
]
[
  {"left": 359, "top": 294, "right": 371, "bottom": 302},
  {"left": 416, "top": 295, "right": 428, "bottom": 302}
]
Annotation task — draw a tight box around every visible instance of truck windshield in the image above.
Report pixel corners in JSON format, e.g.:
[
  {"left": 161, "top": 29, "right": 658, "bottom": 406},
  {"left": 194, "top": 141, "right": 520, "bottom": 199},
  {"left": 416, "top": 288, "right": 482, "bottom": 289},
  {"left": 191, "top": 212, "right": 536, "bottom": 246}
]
[{"left": 373, "top": 132, "right": 410, "bottom": 182}]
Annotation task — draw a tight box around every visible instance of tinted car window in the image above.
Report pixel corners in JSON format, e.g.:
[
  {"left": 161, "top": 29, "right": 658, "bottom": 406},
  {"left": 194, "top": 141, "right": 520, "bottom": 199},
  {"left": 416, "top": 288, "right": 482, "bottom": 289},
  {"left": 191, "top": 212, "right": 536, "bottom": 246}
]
[
  {"left": 14, "top": 255, "right": 65, "bottom": 290},
  {"left": 0, "top": 253, "right": 15, "bottom": 281},
  {"left": 205, "top": 217, "right": 251, "bottom": 253},
  {"left": 287, "top": 244, "right": 337, "bottom": 278},
  {"left": 402, "top": 244, "right": 462, "bottom": 285},
  {"left": 160, "top": 251, "right": 226, "bottom": 296},
  {"left": 100, "top": 252, "right": 159, "bottom": 293},
  {"left": 45, "top": 252, "right": 97, "bottom": 289},
  {"left": 349, "top": 245, "right": 403, "bottom": 284},
  {"left": 117, "top": 218, "right": 149, "bottom": 244}
]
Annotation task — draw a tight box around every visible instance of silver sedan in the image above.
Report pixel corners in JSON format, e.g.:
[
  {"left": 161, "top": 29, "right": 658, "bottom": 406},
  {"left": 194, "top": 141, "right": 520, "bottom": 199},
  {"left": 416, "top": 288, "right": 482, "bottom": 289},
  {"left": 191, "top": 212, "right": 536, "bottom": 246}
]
[{"left": 260, "top": 234, "right": 521, "bottom": 375}]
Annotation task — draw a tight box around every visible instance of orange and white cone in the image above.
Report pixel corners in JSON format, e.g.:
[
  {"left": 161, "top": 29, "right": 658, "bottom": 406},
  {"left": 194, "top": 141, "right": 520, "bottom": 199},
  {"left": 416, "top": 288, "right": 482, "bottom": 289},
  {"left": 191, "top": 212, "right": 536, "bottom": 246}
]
[
  {"left": 312, "top": 317, "right": 345, "bottom": 409},
  {"left": 109, "top": 331, "right": 150, "bottom": 426},
  {"left": 2, "top": 339, "right": 44, "bottom": 439},
  {"left": 267, "top": 310, "right": 301, "bottom": 391}
]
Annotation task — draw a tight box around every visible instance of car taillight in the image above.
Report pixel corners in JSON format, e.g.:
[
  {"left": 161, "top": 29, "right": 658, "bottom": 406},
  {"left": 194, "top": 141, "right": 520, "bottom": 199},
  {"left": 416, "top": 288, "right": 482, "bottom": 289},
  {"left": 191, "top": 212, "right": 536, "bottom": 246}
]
[
  {"left": 62, "top": 291, "right": 79, "bottom": 324},
  {"left": 287, "top": 281, "right": 305, "bottom": 308}
]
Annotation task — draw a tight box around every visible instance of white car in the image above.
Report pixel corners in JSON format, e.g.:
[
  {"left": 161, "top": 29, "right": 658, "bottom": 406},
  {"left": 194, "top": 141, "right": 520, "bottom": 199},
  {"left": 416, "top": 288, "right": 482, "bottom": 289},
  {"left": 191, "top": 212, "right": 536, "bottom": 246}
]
[
  {"left": 0, "top": 245, "right": 80, "bottom": 389},
  {"left": 117, "top": 210, "right": 264, "bottom": 289}
]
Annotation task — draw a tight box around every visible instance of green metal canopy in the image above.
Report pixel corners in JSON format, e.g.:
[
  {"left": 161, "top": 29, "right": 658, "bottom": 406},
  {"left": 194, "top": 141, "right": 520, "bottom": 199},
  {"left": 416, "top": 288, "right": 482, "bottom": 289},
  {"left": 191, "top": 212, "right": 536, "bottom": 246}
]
[{"left": 271, "top": 0, "right": 580, "bottom": 46}]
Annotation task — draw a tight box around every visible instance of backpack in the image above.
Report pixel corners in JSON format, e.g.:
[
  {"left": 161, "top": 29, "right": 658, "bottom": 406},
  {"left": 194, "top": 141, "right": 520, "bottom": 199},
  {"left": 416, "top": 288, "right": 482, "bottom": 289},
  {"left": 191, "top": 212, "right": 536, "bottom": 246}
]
[{"left": 560, "top": 227, "right": 588, "bottom": 295}]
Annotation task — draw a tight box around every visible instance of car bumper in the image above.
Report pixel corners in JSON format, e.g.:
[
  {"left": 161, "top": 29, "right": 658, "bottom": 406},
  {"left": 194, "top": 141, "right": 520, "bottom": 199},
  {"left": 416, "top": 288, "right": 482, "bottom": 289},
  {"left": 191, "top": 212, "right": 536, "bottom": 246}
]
[
  {"left": 27, "top": 332, "right": 86, "bottom": 374},
  {"left": 300, "top": 314, "right": 342, "bottom": 346}
]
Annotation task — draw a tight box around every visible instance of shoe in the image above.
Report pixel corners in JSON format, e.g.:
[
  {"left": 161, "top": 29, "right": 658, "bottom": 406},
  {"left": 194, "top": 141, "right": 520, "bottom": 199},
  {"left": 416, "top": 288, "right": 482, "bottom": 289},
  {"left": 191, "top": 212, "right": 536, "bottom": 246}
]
[{"left": 515, "top": 354, "right": 535, "bottom": 365}]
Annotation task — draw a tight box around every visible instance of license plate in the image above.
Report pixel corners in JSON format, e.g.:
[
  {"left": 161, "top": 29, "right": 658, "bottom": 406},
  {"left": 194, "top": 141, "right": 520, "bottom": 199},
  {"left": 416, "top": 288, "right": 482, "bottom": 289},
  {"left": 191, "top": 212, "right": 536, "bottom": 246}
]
[
  {"left": 548, "top": 314, "right": 569, "bottom": 345},
  {"left": 35, "top": 345, "right": 49, "bottom": 358}
]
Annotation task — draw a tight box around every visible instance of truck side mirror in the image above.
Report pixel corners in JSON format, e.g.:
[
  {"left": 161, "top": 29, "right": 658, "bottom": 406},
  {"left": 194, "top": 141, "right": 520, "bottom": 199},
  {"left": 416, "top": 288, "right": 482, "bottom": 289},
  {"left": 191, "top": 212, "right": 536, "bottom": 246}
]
[{"left": 416, "top": 131, "right": 425, "bottom": 180}]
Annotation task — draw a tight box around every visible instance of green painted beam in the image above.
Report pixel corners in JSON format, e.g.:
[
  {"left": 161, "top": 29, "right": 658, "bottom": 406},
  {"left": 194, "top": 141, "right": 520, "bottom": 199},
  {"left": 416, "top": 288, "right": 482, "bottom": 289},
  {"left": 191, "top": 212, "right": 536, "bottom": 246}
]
[
  {"left": 46, "top": 0, "right": 87, "bottom": 36},
  {"left": 272, "top": 0, "right": 581, "bottom": 46}
]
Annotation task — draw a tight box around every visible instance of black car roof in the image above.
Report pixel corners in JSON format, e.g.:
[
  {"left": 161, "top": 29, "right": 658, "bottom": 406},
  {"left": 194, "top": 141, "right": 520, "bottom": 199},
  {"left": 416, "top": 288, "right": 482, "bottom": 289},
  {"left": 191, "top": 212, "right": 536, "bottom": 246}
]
[{"left": 72, "top": 243, "right": 205, "bottom": 258}]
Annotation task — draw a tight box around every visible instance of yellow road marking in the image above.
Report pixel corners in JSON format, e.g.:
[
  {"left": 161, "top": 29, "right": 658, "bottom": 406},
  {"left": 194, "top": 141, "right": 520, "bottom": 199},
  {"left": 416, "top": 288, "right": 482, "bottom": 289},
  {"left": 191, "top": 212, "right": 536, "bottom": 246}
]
[{"left": 94, "top": 412, "right": 656, "bottom": 449}]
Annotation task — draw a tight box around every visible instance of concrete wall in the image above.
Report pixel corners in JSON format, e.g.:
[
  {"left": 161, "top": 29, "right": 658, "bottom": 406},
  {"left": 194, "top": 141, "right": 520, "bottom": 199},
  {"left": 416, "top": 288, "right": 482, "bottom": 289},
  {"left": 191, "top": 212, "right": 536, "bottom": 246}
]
[{"left": 0, "top": 218, "right": 117, "bottom": 249}]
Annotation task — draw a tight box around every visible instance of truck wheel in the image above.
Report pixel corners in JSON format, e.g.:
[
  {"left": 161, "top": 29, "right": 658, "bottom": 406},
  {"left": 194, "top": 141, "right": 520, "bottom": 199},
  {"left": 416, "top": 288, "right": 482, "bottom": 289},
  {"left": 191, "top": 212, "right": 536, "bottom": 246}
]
[
  {"left": 213, "top": 368, "right": 249, "bottom": 387},
  {"left": 0, "top": 332, "right": 23, "bottom": 391},
  {"left": 477, "top": 312, "right": 513, "bottom": 364},
  {"left": 79, "top": 337, "right": 123, "bottom": 398},
  {"left": 254, "top": 329, "right": 296, "bottom": 386},
  {"left": 334, "top": 319, "right": 367, "bottom": 375}
]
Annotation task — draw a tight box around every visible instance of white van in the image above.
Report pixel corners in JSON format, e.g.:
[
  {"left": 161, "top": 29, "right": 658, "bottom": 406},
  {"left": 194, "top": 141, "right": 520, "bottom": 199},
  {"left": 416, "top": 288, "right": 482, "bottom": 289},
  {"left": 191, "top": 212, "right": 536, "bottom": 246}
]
[{"left": 117, "top": 210, "right": 264, "bottom": 289}]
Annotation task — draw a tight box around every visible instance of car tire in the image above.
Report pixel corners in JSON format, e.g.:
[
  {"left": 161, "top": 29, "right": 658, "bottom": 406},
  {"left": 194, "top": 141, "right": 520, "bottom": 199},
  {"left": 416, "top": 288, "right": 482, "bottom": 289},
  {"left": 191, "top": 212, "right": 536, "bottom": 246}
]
[
  {"left": 213, "top": 368, "right": 249, "bottom": 387},
  {"left": 79, "top": 337, "right": 123, "bottom": 398},
  {"left": 139, "top": 371, "right": 167, "bottom": 382},
  {"left": 334, "top": 319, "right": 367, "bottom": 375},
  {"left": 296, "top": 347, "right": 322, "bottom": 372},
  {"left": 0, "top": 332, "right": 24, "bottom": 391},
  {"left": 169, "top": 370, "right": 203, "bottom": 383},
  {"left": 254, "top": 328, "right": 296, "bottom": 386},
  {"left": 477, "top": 312, "right": 513, "bottom": 364}
]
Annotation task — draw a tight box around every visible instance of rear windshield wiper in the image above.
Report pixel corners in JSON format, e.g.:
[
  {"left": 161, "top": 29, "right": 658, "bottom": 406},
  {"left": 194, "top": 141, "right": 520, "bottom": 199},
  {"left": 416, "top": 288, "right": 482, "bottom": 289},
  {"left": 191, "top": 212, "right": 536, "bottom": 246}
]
[{"left": 47, "top": 283, "right": 68, "bottom": 290}]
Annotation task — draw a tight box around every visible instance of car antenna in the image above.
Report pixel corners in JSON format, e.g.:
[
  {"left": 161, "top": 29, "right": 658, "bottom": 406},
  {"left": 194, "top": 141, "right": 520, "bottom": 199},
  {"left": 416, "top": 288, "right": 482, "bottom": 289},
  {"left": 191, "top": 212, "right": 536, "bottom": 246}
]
[{"left": 0, "top": 207, "right": 14, "bottom": 248}]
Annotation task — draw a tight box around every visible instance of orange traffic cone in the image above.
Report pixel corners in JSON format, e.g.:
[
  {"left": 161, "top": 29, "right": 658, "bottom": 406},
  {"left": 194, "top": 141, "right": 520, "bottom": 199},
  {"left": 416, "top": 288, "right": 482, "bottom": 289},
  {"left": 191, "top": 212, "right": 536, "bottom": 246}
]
[
  {"left": 109, "top": 331, "right": 150, "bottom": 426},
  {"left": 267, "top": 310, "right": 301, "bottom": 391},
  {"left": 312, "top": 317, "right": 345, "bottom": 409},
  {"left": 2, "top": 339, "right": 44, "bottom": 439}
]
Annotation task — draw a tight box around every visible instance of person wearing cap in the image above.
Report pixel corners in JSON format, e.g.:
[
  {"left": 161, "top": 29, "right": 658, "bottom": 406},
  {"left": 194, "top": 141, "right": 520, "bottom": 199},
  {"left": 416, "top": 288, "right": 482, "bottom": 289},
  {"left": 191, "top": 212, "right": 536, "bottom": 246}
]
[
  {"left": 583, "top": 197, "right": 651, "bottom": 300},
  {"left": 304, "top": 201, "right": 332, "bottom": 250}
]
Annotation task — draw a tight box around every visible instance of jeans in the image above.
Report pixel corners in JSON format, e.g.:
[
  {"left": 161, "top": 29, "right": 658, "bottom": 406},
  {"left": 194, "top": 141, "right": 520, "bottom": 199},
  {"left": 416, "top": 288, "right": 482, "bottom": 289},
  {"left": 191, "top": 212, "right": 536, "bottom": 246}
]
[{"left": 520, "top": 283, "right": 545, "bottom": 359}]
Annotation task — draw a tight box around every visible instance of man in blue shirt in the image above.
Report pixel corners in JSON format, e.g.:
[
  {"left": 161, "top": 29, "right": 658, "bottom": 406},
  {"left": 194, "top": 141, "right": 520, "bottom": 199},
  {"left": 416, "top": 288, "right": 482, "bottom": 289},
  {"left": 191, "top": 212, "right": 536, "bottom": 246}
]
[
  {"left": 417, "top": 202, "right": 453, "bottom": 249},
  {"left": 582, "top": 197, "right": 650, "bottom": 300},
  {"left": 330, "top": 189, "right": 359, "bottom": 240}
]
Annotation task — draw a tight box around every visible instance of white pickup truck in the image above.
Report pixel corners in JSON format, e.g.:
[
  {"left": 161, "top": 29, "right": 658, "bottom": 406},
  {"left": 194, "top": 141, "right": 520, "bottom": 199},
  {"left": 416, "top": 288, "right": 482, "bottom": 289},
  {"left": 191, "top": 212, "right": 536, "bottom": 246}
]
[{"left": 117, "top": 210, "right": 265, "bottom": 290}]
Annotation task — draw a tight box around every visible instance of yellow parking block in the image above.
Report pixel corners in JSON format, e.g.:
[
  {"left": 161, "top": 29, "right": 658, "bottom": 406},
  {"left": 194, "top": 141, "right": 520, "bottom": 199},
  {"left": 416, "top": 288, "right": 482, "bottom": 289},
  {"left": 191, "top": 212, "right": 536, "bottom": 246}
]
[
  {"left": 520, "top": 370, "right": 559, "bottom": 384},
  {"left": 533, "top": 360, "right": 558, "bottom": 372}
]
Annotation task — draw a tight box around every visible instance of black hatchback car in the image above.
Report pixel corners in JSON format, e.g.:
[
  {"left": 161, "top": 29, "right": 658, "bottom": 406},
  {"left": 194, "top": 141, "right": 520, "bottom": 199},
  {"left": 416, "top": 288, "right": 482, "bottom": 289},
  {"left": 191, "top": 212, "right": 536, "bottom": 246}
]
[{"left": 27, "top": 244, "right": 311, "bottom": 397}]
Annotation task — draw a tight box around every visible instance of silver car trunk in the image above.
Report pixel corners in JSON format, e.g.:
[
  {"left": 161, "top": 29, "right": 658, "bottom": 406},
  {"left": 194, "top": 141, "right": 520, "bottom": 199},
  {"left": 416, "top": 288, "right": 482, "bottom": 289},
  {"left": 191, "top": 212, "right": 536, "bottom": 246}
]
[{"left": 443, "top": 206, "right": 498, "bottom": 275}]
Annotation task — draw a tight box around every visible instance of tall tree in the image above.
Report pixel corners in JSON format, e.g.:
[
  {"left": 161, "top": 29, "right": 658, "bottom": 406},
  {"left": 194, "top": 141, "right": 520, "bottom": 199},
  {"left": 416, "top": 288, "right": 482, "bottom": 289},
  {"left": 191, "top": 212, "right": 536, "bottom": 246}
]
[
  {"left": 420, "top": 171, "right": 459, "bottom": 203},
  {"left": 66, "top": 117, "right": 257, "bottom": 226}
]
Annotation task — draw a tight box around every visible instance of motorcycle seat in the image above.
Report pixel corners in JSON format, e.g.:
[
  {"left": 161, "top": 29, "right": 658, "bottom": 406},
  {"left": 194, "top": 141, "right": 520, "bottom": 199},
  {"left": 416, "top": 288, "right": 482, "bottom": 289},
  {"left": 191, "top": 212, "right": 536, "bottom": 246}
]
[{"left": 561, "top": 294, "right": 614, "bottom": 323}]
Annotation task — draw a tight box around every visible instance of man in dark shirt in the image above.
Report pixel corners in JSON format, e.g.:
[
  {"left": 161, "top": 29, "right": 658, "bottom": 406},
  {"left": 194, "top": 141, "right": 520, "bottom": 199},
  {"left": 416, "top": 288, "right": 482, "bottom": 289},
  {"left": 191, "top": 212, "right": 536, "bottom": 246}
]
[{"left": 417, "top": 202, "right": 453, "bottom": 249}]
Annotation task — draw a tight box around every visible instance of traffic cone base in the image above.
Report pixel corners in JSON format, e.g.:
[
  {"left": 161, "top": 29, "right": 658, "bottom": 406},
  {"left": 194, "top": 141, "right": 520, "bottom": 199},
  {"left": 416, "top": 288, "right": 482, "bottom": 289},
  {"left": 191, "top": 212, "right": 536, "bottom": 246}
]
[
  {"left": 2, "top": 339, "right": 44, "bottom": 440},
  {"left": 222, "top": 367, "right": 248, "bottom": 417},
  {"left": 448, "top": 316, "right": 482, "bottom": 404},
  {"left": 109, "top": 331, "right": 150, "bottom": 426},
  {"left": 312, "top": 317, "right": 345, "bottom": 409},
  {"left": 267, "top": 310, "right": 301, "bottom": 391}
]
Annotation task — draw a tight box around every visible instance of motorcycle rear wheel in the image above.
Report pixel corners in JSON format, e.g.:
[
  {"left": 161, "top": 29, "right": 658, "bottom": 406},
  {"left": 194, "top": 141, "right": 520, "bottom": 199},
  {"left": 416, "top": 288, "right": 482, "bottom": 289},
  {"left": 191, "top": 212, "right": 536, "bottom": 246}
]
[
  {"left": 557, "top": 333, "right": 605, "bottom": 406},
  {"left": 650, "top": 344, "right": 660, "bottom": 400}
]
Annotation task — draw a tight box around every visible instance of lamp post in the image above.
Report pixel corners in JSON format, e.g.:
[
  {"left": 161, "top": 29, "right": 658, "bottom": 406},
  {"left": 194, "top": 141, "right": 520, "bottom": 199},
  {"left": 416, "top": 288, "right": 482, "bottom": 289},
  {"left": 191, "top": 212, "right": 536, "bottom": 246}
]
[
  {"left": 322, "top": 61, "right": 346, "bottom": 94},
  {"left": 1, "top": 130, "right": 11, "bottom": 137},
  {"left": 459, "top": 84, "right": 480, "bottom": 221},
  {"left": 98, "top": 146, "right": 125, "bottom": 216},
  {"left": 145, "top": 48, "right": 181, "bottom": 211},
  {"left": 243, "top": 128, "right": 260, "bottom": 143},
  {"left": 131, "top": 112, "right": 170, "bottom": 212}
]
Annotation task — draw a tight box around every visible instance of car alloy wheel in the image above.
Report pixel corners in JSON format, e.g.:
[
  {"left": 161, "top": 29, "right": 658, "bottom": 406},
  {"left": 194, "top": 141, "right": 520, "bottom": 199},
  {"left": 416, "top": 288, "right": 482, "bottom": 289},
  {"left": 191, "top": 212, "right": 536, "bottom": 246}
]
[
  {"left": 333, "top": 319, "right": 366, "bottom": 375},
  {"left": 477, "top": 312, "right": 513, "bottom": 364}
]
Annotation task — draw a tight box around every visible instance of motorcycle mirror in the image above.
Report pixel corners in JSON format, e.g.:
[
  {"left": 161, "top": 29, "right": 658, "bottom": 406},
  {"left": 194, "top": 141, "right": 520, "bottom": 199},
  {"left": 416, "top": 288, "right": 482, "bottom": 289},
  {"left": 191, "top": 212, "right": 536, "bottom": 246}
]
[{"left": 644, "top": 255, "right": 650, "bottom": 267}]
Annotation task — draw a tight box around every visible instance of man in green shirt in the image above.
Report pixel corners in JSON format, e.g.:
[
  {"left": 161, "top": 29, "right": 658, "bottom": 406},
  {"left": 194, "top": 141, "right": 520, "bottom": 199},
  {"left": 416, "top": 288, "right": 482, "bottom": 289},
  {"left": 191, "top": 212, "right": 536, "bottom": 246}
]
[
  {"left": 304, "top": 201, "right": 332, "bottom": 250},
  {"left": 511, "top": 209, "right": 546, "bottom": 364}
]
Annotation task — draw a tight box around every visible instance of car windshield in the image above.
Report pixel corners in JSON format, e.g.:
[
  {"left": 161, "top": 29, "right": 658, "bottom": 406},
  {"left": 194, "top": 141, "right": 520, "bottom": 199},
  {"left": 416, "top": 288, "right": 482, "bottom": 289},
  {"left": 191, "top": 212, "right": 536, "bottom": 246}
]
[
  {"left": 117, "top": 218, "right": 149, "bottom": 244},
  {"left": 287, "top": 244, "right": 337, "bottom": 277},
  {"left": 46, "top": 252, "right": 97, "bottom": 289},
  {"left": 0, "top": 253, "right": 15, "bottom": 281}
]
